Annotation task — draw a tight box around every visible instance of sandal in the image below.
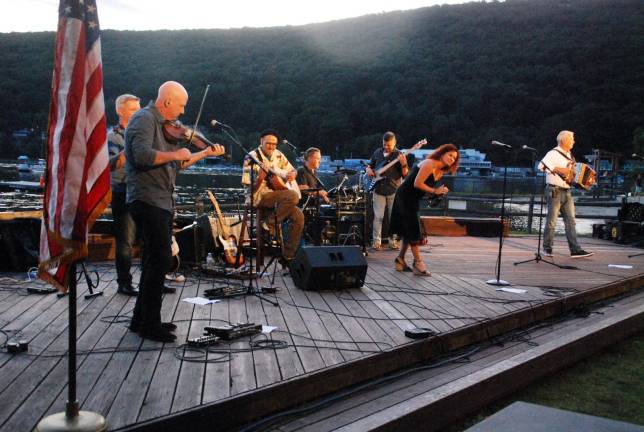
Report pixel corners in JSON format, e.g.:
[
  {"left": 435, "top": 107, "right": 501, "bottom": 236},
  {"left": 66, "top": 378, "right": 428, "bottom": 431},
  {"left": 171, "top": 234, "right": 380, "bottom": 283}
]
[
  {"left": 412, "top": 260, "right": 431, "bottom": 277},
  {"left": 394, "top": 256, "right": 412, "bottom": 272}
]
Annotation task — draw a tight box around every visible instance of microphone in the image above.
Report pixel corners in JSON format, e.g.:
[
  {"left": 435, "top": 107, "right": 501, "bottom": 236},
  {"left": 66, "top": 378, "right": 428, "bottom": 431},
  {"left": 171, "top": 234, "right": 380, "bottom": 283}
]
[
  {"left": 521, "top": 145, "right": 537, "bottom": 152},
  {"left": 210, "top": 119, "right": 229, "bottom": 129},
  {"left": 491, "top": 140, "right": 512, "bottom": 148},
  {"left": 632, "top": 153, "right": 644, "bottom": 160},
  {"left": 282, "top": 139, "right": 298, "bottom": 151}
]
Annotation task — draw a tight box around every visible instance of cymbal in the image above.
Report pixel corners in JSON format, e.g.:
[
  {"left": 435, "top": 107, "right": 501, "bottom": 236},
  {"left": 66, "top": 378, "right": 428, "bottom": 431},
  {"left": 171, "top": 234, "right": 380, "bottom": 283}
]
[{"left": 334, "top": 168, "right": 357, "bottom": 175}]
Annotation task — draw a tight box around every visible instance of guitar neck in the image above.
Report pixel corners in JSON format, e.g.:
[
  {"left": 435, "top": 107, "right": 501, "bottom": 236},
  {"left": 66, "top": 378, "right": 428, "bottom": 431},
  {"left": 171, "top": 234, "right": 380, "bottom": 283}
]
[
  {"left": 207, "top": 191, "right": 229, "bottom": 237},
  {"left": 374, "top": 140, "right": 426, "bottom": 176}
]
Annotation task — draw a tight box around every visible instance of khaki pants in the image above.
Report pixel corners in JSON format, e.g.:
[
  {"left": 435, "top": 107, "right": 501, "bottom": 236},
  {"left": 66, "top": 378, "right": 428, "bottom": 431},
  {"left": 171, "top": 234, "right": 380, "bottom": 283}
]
[{"left": 257, "top": 189, "right": 304, "bottom": 259}]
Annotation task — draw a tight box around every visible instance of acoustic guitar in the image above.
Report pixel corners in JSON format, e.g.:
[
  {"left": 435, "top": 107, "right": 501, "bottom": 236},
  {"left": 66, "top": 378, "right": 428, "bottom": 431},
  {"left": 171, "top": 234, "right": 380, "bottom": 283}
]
[{"left": 207, "top": 190, "right": 244, "bottom": 267}]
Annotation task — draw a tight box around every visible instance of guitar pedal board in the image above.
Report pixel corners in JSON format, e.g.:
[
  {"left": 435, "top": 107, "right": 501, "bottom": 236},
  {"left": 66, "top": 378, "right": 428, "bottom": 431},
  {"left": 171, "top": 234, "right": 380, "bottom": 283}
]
[
  {"left": 187, "top": 334, "right": 221, "bottom": 347},
  {"left": 203, "top": 322, "right": 262, "bottom": 340}
]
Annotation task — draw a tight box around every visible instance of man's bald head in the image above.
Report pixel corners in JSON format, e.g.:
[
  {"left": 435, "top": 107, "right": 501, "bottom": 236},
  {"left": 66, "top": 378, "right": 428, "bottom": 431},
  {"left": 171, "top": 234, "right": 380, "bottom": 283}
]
[{"left": 155, "top": 81, "right": 188, "bottom": 121}]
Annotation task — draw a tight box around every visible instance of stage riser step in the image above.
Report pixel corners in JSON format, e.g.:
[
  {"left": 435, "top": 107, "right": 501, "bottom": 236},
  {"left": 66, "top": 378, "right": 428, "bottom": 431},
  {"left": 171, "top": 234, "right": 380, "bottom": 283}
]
[
  {"left": 339, "top": 296, "right": 644, "bottom": 432},
  {"left": 421, "top": 216, "right": 509, "bottom": 237}
]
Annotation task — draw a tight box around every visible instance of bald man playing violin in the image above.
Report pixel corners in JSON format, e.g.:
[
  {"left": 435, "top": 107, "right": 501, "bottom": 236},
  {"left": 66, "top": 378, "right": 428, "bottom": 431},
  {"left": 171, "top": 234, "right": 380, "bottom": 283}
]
[{"left": 125, "top": 81, "right": 225, "bottom": 343}]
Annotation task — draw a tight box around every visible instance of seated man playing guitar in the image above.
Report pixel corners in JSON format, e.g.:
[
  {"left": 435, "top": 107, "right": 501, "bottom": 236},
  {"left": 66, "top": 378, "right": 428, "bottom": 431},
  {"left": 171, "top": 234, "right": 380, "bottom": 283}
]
[{"left": 241, "top": 130, "right": 304, "bottom": 262}]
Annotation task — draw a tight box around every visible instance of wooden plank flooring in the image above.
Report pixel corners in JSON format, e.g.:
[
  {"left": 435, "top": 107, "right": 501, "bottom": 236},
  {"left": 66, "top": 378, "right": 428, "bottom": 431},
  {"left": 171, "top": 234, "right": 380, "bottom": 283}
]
[
  {"left": 0, "top": 236, "right": 642, "bottom": 431},
  {"left": 270, "top": 291, "right": 644, "bottom": 432}
]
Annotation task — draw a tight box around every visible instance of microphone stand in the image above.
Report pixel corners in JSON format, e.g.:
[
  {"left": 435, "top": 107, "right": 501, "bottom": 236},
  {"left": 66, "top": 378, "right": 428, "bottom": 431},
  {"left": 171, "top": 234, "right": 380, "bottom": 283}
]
[
  {"left": 486, "top": 146, "right": 512, "bottom": 286},
  {"left": 215, "top": 124, "right": 278, "bottom": 307},
  {"left": 514, "top": 159, "right": 576, "bottom": 269}
]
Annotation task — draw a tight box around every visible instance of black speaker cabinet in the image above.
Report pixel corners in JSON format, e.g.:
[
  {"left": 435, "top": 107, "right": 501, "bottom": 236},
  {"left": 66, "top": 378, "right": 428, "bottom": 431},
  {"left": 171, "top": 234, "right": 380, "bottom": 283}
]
[{"left": 290, "top": 246, "right": 368, "bottom": 290}]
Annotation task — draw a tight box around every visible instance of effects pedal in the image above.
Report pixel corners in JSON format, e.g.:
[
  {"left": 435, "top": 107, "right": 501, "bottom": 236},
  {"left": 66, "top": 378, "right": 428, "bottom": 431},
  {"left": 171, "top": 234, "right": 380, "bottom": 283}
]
[
  {"left": 187, "top": 335, "right": 220, "bottom": 347},
  {"left": 27, "top": 287, "right": 57, "bottom": 295},
  {"left": 203, "top": 322, "right": 262, "bottom": 340},
  {"left": 405, "top": 327, "right": 436, "bottom": 339},
  {"left": 7, "top": 340, "right": 28, "bottom": 353}
]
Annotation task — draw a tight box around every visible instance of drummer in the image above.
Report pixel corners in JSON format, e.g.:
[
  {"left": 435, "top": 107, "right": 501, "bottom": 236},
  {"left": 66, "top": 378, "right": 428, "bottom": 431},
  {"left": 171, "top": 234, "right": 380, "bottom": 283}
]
[{"left": 297, "top": 147, "right": 330, "bottom": 207}]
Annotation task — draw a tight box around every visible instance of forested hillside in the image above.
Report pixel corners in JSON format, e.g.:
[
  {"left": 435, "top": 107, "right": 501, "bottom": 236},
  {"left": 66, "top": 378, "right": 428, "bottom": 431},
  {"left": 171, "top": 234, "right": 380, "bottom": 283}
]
[{"left": 0, "top": 0, "right": 642, "bottom": 164}]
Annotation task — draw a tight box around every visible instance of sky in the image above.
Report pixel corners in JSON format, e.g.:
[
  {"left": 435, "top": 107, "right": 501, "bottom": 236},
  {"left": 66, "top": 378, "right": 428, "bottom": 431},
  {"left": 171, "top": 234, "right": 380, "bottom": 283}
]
[{"left": 0, "top": 0, "right": 474, "bottom": 33}]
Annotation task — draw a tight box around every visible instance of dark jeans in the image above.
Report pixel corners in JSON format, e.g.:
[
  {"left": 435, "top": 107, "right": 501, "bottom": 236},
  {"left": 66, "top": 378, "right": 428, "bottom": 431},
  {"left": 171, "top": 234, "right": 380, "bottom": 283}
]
[
  {"left": 129, "top": 200, "right": 173, "bottom": 331},
  {"left": 111, "top": 191, "right": 136, "bottom": 286}
]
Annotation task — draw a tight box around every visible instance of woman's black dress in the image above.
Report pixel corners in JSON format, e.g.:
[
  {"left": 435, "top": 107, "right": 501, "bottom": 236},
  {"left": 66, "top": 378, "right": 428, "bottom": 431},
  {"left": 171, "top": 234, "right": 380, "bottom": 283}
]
[{"left": 389, "top": 165, "right": 436, "bottom": 244}]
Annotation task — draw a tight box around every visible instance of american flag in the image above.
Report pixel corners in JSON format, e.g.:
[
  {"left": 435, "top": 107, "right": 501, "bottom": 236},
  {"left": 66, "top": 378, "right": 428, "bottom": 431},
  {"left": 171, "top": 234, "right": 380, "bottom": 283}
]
[{"left": 38, "top": 0, "right": 111, "bottom": 292}]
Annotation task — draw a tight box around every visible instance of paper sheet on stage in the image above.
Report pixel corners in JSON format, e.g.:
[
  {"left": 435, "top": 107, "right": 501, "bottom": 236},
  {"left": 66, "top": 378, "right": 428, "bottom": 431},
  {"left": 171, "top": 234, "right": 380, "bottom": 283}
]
[
  {"left": 182, "top": 297, "right": 221, "bottom": 305},
  {"left": 496, "top": 287, "right": 527, "bottom": 294}
]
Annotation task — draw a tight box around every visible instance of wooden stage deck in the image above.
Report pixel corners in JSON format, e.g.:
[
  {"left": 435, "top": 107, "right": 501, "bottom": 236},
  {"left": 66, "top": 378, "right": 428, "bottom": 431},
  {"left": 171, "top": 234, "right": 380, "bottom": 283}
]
[{"left": 0, "top": 235, "right": 642, "bottom": 431}]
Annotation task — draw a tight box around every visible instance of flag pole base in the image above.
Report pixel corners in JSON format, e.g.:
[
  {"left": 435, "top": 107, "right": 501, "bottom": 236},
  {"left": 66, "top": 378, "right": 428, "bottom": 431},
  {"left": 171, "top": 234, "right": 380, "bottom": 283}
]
[
  {"left": 35, "top": 411, "right": 107, "bottom": 432},
  {"left": 486, "top": 278, "right": 510, "bottom": 286}
]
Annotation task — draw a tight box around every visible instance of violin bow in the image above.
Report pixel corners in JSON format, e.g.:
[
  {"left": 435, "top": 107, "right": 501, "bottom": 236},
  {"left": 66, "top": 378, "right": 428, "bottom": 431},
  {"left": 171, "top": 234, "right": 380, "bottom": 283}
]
[{"left": 187, "top": 84, "right": 210, "bottom": 147}]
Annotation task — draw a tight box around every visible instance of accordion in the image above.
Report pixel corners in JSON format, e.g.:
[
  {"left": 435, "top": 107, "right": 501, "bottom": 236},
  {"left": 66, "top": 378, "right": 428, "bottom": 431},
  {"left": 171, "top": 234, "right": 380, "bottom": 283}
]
[{"left": 571, "top": 163, "right": 596, "bottom": 190}]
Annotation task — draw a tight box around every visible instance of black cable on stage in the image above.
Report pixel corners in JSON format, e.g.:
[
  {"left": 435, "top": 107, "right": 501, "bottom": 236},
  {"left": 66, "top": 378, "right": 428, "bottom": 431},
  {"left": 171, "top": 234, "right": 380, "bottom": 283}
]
[
  {"left": 278, "top": 298, "right": 487, "bottom": 322},
  {"left": 238, "top": 296, "right": 615, "bottom": 432},
  {"left": 237, "top": 344, "right": 482, "bottom": 432}
]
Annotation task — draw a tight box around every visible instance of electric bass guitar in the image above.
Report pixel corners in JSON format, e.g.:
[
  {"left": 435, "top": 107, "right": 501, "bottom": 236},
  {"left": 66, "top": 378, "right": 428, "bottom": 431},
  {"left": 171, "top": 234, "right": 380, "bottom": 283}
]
[
  {"left": 364, "top": 138, "right": 428, "bottom": 192},
  {"left": 207, "top": 190, "right": 244, "bottom": 267}
]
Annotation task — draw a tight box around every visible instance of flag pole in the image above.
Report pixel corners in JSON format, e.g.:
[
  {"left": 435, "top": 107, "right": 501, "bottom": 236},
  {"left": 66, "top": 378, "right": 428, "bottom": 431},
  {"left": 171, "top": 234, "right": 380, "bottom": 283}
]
[{"left": 36, "top": 261, "right": 106, "bottom": 432}]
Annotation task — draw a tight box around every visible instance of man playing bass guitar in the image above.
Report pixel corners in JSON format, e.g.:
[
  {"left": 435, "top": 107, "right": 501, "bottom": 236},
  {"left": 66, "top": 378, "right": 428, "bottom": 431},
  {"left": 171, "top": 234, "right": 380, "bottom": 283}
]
[
  {"left": 241, "top": 130, "right": 304, "bottom": 263},
  {"left": 365, "top": 131, "right": 412, "bottom": 251}
]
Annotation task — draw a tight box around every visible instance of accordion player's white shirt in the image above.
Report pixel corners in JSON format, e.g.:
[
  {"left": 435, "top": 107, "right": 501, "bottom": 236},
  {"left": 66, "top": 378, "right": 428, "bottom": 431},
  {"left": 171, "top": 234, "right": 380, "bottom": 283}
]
[{"left": 539, "top": 146, "right": 572, "bottom": 189}]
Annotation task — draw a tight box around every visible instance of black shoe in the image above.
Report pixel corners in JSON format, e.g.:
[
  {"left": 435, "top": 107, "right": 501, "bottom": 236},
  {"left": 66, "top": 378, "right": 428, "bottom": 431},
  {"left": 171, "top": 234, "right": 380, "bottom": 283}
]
[
  {"left": 278, "top": 256, "right": 293, "bottom": 270},
  {"left": 162, "top": 322, "right": 177, "bottom": 331},
  {"left": 117, "top": 284, "right": 139, "bottom": 296},
  {"left": 139, "top": 326, "right": 177, "bottom": 342},
  {"left": 162, "top": 285, "right": 176, "bottom": 294},
  {"left": 542, "top": 248, "right": 553, "bottom": 257},
  {"left": 571, "top": 249, "right": 594, "bottom": 258}
]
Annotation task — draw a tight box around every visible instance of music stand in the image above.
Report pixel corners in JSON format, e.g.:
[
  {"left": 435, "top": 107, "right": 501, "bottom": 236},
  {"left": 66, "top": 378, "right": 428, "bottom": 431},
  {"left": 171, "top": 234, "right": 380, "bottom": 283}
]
[
  {"left": 514, "top": 159, "right": 575, "bottom": 269},
  {"left": 216, "top": 125, "right": 278, "bottom": 307}
]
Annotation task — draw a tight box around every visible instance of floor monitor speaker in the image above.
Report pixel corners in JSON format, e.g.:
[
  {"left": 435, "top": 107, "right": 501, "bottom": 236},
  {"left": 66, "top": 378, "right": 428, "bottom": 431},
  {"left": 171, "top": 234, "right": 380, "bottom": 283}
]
[{"left": 290, "top": 246, "right": 367, "bottom": 290}]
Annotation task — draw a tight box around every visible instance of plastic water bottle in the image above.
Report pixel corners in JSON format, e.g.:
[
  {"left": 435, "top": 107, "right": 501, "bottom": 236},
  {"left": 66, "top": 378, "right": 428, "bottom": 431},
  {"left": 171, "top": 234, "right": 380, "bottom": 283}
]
[{"left": 206, "top": 252, "right": 214, "bottom": 266}]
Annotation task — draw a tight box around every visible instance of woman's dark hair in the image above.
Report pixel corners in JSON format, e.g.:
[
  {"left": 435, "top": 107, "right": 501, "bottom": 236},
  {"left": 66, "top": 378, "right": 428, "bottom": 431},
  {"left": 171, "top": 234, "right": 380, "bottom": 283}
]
[{"left": 429, "top": 143, "right": 460, "bottom": 174}]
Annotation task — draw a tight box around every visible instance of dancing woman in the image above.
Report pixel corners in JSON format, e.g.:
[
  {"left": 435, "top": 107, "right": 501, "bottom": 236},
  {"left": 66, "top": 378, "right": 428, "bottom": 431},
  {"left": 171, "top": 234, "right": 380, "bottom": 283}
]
[{"left": 389, "top": 144, "right": 460, "bottom": 276}]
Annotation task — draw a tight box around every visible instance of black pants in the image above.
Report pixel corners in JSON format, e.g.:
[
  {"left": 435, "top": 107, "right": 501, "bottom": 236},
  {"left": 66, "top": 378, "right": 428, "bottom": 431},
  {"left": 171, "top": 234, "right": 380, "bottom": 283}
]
[
  {"left": 129, "top": 200, "right": 172, "bottom": 331},
  {"left": 111, "top": 191, "right": 136, "bottom": 286}
]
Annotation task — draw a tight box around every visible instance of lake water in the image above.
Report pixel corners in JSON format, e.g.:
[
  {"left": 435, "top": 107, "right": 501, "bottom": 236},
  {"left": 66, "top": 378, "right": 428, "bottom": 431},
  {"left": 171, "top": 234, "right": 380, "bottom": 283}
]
[{"left": 0, "top": 161, "right": 616, "bottom": 235}]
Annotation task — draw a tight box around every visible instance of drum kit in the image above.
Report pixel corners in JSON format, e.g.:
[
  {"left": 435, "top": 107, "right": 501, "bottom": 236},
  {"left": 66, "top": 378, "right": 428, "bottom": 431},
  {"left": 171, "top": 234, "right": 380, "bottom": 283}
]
[{"left": 301, "top": 167, "right": 368, "bottom": 249}]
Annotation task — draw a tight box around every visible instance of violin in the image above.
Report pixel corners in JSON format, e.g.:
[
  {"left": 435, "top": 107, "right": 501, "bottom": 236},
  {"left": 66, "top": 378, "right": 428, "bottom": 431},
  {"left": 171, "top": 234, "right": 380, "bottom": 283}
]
[{"left": 163, "top": 120, "right": 230, "bottom": 159}]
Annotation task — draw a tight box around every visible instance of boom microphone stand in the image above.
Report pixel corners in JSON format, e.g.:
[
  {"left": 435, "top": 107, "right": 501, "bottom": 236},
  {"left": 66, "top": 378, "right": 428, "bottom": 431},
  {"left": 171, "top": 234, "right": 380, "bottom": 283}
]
[
  {"left": 486, "top": 142, "right": 512, "bottom": 286},
  {"left": 214, "top": 122, "right": 278, "bottom": 306},
  {"left": 514, "top": 158, "right": 574, "bottom": 269}
]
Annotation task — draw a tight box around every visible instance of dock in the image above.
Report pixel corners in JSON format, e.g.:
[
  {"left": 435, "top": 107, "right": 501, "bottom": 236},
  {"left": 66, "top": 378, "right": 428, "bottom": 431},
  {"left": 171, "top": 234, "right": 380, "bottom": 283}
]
[{"left": 0, "top": 235, "right": 642, "bottom": 431}]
